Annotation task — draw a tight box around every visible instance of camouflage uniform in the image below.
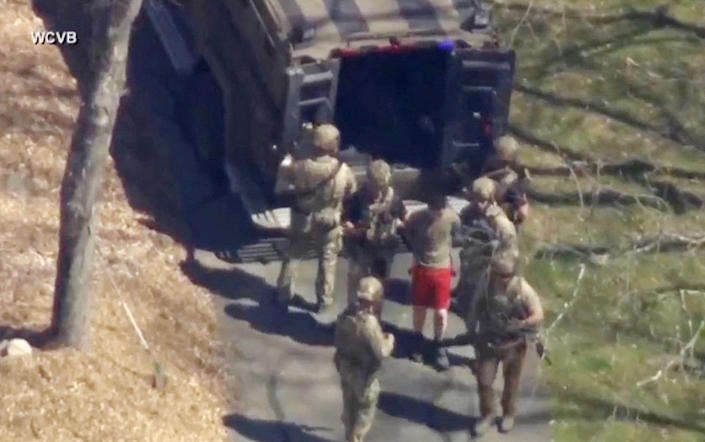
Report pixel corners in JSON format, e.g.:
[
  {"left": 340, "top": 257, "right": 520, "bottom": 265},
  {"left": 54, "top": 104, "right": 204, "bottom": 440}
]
[
  {"left": 456, "top": 178, "right": 518, "bottom": 316},
  {"left": 345, "top": 160, "right": 406, "bottom": 308},
  {"left": 334, "top": 277, "right": 394, "bottom": 442},
  {"left": 469, "top": 259, "right": 543, "bottom": 435},
  {"left": 481, "top": 136, "right": 530, "bottom": 226},
  {"left": 276, "top": 124, "right": 357, "bottom": 308}
]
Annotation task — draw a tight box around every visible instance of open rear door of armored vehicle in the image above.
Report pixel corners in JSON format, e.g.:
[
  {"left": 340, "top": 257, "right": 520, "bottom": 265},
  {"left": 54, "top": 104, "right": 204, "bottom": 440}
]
[
  {"left": 261, "top": 0, "right": 516, "bottom": 225},
  {"left": 272, "top": 0, "right": 515, "bottom": 168},
  {"left": 175, "top": 0, "right": 515, "bottom": 260}
]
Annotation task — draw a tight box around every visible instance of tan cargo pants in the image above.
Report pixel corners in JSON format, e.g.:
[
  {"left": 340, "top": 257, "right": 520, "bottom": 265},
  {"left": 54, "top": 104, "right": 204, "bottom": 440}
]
[
  {"left": 455, "top": 246, "right": 490, "bottom": 311},
  {"left": 340, "top": 375, "right": 380, "bottom": 442},
  {"left": 277, "top": 213, "right": 343, "bottom": 306},
  {"left": 474, "top": 338, "right": 527, "bottom": 418}
]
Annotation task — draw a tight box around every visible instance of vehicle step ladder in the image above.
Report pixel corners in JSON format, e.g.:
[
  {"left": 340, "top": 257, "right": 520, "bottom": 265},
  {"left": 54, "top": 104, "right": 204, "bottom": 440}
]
[{"left": 281, "top": 60, "right": 341, "bottom": 152}]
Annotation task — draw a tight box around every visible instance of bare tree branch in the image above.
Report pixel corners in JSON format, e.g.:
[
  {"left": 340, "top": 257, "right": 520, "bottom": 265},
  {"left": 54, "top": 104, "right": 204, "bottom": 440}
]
[
  {"left": 536, "top": 232, "right": 705, "bottom": 260},
  {"left": 637, "top": 320, "right": 704, "bottom": 388},
  {"left": 527, "top": 188, "right": 670, "bottom": 211},
  {"left": 546, "top": 264, "right": 586, "bottom": 335}
]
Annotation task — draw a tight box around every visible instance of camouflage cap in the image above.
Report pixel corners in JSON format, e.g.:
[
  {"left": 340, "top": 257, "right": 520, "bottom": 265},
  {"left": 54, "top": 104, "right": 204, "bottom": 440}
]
[
  {"left": 495, "top": 136, "right": 520, "bottom": 162},
  {"left": 313, "top": 124, "right": 340, "bottom": 153},
  {"left": 367, "top": 159, "right": 392, "bottom": 188},
  {"left": 470, "top": 176, "right": 497, "bottom": 202},
  {"left": 357, "top": 276, "right": 383, "bottom": 303}
]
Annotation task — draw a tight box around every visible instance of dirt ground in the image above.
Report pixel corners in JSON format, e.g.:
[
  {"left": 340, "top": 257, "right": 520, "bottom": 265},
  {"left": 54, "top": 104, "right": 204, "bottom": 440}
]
[{"left": 0, "top": 1, "right": 229, "bottom": 440}]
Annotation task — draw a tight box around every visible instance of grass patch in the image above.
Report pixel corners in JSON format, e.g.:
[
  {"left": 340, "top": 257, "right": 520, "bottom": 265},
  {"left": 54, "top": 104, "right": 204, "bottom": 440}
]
[{"left": 494, "top": 1, "right": 705, "bottom": 440}]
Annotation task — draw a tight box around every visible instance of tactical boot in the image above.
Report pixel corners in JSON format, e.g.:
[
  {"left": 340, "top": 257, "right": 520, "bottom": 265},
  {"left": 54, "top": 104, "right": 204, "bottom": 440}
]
[
  {"left": 450, "top": 297, "right": 467, "bottom": 316},
  {"left": 272, "top": 290, "right": 289, "bottom": 314},
  {"left": 316, "top": 298, "right": 334, "bottom": 314},
  {"left": 449, "top": 297, "right": 460, "bottom": 315},
  {"left": 499, "top": 415, "right": 515, "bottom": 433},
  {"left": 410, "top": 333, "right": 425, "bottom": 363},
  {"left": 474, "top": 416, "right": 493, "bottom": 437},
  {"left": 431, "top": 344, "right": 450, "bottom": 372},
  {"left": 276, "top": 298, "right": 290, "bottom": 315}
]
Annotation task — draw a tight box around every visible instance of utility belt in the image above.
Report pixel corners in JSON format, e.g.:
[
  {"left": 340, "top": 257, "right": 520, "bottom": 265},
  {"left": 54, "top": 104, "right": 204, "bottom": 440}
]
[
  {"left": 291, "top": 205, "right": 341, "bottom": 232},
  {"left": 477, "top": 330, "right": 545, "bottom": 360},
  {"left": 477, "top": 333, "right": 526, "bottom": 351},
  {"left": 360, "top": 233, "right": 398, "bottom": 250}
]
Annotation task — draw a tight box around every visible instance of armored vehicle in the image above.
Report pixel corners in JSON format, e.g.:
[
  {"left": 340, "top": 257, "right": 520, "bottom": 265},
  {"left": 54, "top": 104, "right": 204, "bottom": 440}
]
[{"left": 151, "top": 0, "right": 515, "bottom": 230}]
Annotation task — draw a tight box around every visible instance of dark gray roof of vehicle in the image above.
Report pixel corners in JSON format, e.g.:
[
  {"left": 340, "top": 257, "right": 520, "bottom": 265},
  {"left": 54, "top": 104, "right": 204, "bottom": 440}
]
[{"left": 260, "top": 0, "right": 495, "bottom": 58}]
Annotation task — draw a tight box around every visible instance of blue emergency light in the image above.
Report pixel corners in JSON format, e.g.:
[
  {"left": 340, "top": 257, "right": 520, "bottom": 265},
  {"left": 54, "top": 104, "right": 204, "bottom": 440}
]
[{"left": 438, "top": 39, "right": 454, "bottom": 51}]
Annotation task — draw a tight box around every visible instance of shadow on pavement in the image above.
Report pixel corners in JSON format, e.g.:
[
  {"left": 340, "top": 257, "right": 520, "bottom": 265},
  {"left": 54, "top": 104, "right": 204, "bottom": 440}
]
[
  {"left": 180, "top": 258, "right": 269, "bottom": 302},
  {"left": 378, "top": 320, "right": 421, "bottom": 359},
  {"left": 180, "top": 256, "right": 334, "bottom": 346},
  {"left": 380, "top": 320, "right": 474, "bottom": 369},
  {"left": 223, "top": 414, "right": 336, "bottom": 442},
  {"left": 378, "top": 391, "right": 475, "bottom": 433},
  {"left": 383, "top": 278, "right": 411, "bottom": 305},
  {"left": 224, "top": 302, "right": 334, "bottom": 347}
]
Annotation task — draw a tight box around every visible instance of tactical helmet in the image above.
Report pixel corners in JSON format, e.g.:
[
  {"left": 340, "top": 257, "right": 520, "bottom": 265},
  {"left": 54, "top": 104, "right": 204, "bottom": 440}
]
[
  {"left": 367, "top": 159, "right": 392, "bottom": 188},
  {"left": 470, "top": 177, "right": 497, "bottom": 202},
  {"left": 357, "top": 276, "right": 383, "bottom": 304},
  {"left": 313, "top": 124, "right": 340, "bottom": 153},
  {"left": 495, "top": 136, "right": 520, "bottom": 163}
]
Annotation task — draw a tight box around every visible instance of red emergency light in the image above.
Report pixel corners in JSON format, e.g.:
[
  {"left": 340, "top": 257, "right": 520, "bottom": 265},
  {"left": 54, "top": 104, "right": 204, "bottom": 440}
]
[
  {"left": 481, "top": 116, "right": 493, "bottom": 138},
  {"left": 332, "top": 38, "right": 418, "bottom": 58}
]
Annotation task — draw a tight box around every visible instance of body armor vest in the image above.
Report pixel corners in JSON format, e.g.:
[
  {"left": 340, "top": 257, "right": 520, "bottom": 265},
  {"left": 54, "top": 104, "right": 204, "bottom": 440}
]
[
  {"left": 361, "top": 187, "right": 397, "bottom": 247},
  {"left": 478, "top": 277, "right": 532, "bottom": 342},
  {"left": 334, "top": 310, "right": 383, "bottom": 373}
]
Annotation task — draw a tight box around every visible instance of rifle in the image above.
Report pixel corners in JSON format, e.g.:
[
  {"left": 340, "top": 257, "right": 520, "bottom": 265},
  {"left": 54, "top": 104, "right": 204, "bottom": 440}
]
[
  {"left": 439, "top": 329, "right": 551, "bottom": 365},
  {"left": 438, "top": 332, "right": 477, "bottom": 348}
]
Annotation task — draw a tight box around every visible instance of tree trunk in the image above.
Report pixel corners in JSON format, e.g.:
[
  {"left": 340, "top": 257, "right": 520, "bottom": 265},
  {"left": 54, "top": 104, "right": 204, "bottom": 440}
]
[{"left": 51, "top": 0, "right": 144, "bottom": 348}]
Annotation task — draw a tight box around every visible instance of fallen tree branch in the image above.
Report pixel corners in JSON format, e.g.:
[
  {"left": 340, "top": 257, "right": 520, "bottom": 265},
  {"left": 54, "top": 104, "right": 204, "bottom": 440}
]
[
  {"left": 625, "top": 232, "right": 705, "bottom": 255},
  {"left": 637, "top": 320, "right": 705, "bottom": 388},
  {"left": 526, "top": 159, "right": 705, "bottom": 181},
  {"left": 527, "top": 176, "right": 705, "bottom": 213},
  {"left": 508, "top": 124, "right": 590, "bottom": 162},
  {"left": 514, "top": 83, "right": 693, "bottom": 146},
  {"left": 534, "top": 243, "right": 610, "bottom": 260},
  {"left": 527, "top": 188, "right": 670, "bottom": 211},
  {"left": 647, "top": 180, "right": 705, "bottom": 214},
  {"left": 508, "top": 0, "right": 533, "bottom": 48},
  {"left": 524, "top": 161, "right": 705, "bottom": 214},
  {"left": 535, "top": 232, "right": 705, "bottom": 260},
  {"left": 650, "top": 284, "right": 705, "bottom": 296}
]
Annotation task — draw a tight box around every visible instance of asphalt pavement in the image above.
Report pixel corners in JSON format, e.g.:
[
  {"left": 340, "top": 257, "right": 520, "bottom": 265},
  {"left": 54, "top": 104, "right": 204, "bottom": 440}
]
[
  {"left": 91, "top": 12, "right": 552, "bottom": 442},
  {"left": 184, "top": 210, "right": 552, "bottom": 442}
]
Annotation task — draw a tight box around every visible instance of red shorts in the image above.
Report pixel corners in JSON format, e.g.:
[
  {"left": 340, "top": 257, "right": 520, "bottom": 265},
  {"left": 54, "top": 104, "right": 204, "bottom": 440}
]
[{"left": 410, "top": 265, "right": 452, "bottom": 310}]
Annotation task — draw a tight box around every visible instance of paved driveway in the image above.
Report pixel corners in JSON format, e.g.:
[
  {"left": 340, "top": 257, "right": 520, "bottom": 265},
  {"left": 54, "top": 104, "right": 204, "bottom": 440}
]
[{"left": 185, "top": 234, "right": 551, "bottom": 442}]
